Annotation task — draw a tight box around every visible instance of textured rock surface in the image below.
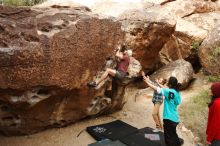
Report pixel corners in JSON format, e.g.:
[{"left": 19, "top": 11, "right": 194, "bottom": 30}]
[
  {"left": 184, "top": 11, "right": 220, "bottom": 31},
  {"left": 160, "top": 0, "right": 217, "bottom": 18},
  {"left": 1, "top": 0, "right": 220, "bottom": 136},
  {"left": 90, "top": 0, "right": 217, "bottom": 18},
  {"left": 91, "top": 0, "right": 156, "bottom": 18},
  {"left": 89, "top": 0, "right": 219, "bottom": 73},
  {"left": 150, "top": 59, "right": 194, "bottom": 89},
  {"left": 74, "top": 0, "right": 219, "bottom": 74},
  {"left": 90, "top": 0, "right": 176, "bottom": 73},
  {"left": 198, "top": 24, "right": 220, "bottom": 75},
  {"left": 90, "top": 0, "right": 173, "bottom": 18},
  {"left": 159, "top": 11, "right": 220, "bottom": 70},
  {"left": 119, "top": 9, "right": 176, "bottom": 73},
  {"left": 127, "top": 57, "right": 142, "bottom": 78},
  {"left": 159, "top": 18, "right": 207, "bottom": 70},
  {"left": 0, "top": 6, "right": 125, "bottom": 135}
]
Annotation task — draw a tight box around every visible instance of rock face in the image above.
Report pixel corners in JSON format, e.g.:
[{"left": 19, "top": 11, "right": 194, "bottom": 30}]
[
  {"left": 159, "top": 18, "right": 207, "bottom": 71},
  {"left": 159, "top": 4, "right": 220, "bottom": 71},
  {"left": 119, "top": 9, "right": 176, "bottom": 73},
  {"left": 160, "top": 0, "right": 217, "bottom": 18},
  {"left": 150, "top": 59, "right": 194, "bottom": 89},
  {"left": 184, "top": 12, "right": 220, "bottom": 32},
  {"left": 0, "top": 6, "right": 125, "bottom": 135},
  {"left": 90, "top": 0, "right": 176, "bottom": 73},
  {"left": 91, "top": 0, "right": 166, "bottom": 18},
  {"left": 89, "top": 0, "right": 220, "bottom": 73},
  {"left": 91, "top": 0, "right": 145, "bottom": 18},
  {"left": 198, "top": 24, "right": 220, "bottom": 75},
  {"left": 1, "top": 0, "right": 220, "bottom": 136}
]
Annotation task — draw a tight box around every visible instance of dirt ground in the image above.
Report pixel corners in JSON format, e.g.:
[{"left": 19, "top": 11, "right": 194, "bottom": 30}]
[{"left": 0, "top": 74, "right": 208, "bottom": 146}]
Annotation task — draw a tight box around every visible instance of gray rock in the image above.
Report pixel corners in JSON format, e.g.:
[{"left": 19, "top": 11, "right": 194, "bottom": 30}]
[
  {"left": 199, "top": 24, "right": 220, "bottom": 75},
  {"left": 150, "top": 59, "right": 194, "bottom": 89}
]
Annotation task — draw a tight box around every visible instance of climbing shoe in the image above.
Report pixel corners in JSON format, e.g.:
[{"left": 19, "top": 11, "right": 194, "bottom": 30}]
[{"left": 87, "top": 81, "right": 97, "bottom": 87}]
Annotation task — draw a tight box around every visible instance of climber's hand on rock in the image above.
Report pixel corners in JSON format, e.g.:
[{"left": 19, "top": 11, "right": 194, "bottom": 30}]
[{"left": 114, "top": 46, "right": 120, "bottom": 52}]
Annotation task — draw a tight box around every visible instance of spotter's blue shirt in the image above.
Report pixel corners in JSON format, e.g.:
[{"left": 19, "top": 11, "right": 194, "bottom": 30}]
[{"left": 157, "top": 87, "right": 181, "bottom": 123}]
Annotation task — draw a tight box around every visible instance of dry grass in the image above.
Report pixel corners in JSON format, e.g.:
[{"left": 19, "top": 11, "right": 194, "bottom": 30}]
[{"left": 179, "top": 89, "right": 210, "bottom": 144}]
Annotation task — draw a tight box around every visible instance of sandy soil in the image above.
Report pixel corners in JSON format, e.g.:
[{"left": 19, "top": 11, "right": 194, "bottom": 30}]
[{"left": 0, "top": 74, "right": 208, "bottom": 146}]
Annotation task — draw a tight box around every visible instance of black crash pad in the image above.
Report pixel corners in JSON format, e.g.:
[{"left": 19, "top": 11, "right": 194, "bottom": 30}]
[
  {"left": 88, "top": 139, "right": 127, "bottom": 146},
  {"left": 120, "top": 127, "right": 165, "bottom": 146},
  {"left": 86, "top": 120, "right": 138, "bottom": 141},
  {"left": 138, "top": 127, "right": 166, "bottom": 146}
]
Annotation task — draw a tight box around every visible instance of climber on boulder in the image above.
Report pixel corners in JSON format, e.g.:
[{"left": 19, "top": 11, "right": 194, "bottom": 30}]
[{"left": 88, "top": 45, "right": 132, "bottom": 87}]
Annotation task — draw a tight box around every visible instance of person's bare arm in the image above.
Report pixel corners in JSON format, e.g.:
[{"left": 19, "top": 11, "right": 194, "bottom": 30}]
[
  {"left": 143, "top": 76, "right": 158, "bottom": 91},
  {"left": 141, "top": 71, "right": 157, "bottom": 91},
  {"left": 115, "top": 49, "right": 124, "bottom": 59}
]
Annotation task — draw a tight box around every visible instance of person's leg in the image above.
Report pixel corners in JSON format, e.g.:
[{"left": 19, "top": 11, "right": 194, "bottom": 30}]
[
  {"left": 163, "top": 119, "right": 172, "bottom": 146},
  {"left": 96, "top": 68, "right": 116, "bottom": 85},
  {"left": 170, "top": 121, "right": 181, "bottom": 146},
  {"left": 171, "top": 121, "right": 181, "bottom": 146},
  {"left": 152, "top": 103, "right": 161, "bottom": 129},
  {"left": 163, "top": 119, "right": 181, "bottom": 146},
  {"left": 157, "top": 104, "right": 163, "bottom": 130}
]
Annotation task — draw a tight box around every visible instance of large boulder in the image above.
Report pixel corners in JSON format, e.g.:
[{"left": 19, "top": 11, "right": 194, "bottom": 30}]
[
  {"left": 79, "top": 0, "right": 219, "bottom": 74},
  {"left": 89, "top": 1, "right": 177, "bottom": 73},
  {"left": 217, "top": 0, "right": 220, "bottom": 10},
  {"left": 119, "top": 9, "right": 176, "bottom": 73},
  {"left": 159, "top": 11, "right": 220, "bottom": 70},
  {"left": 150, "top": 59, "right": 194, "bottom": 89},
  {"left": 142, "top": 0, "right": 172, "bottom": 5},
  {"left": 90, "top": 0, "right": 171, "bottom": 18},
  {"left": 184, "top": 11, "right": 220, "bottom": 31},
  {"left": 198, "top": 24, "right": 220, "bottom": 75},
  {"left": 0, "top": 6, "right": 125, "bottom": 135},
  {"left": 91, "top": 0, "right": 148, "bottom": 18},
  {"left": 160, "top": 0, "right": 217, "bottom": 18},
  {"left": 34, "top": 0, "right": 91, "bottom": 10},
  {"left": 159, "top": 18, "right": 207, "bottom": 70}
]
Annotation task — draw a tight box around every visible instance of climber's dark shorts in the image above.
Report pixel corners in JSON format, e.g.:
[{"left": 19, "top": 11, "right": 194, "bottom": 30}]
[{"left": 115, "top": 70, "right": 127, "bottom": 80}]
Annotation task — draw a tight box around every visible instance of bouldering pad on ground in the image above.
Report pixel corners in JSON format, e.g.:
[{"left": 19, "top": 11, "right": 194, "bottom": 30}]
[
  {"left": 120, "top": 127, "right": 165, "bottom": 146},
  {"left": 88, "top": 139, "right": 127, "bottom": 146},
  {"left": 86, "top": 120, "right": 138, "bottom": 141}
]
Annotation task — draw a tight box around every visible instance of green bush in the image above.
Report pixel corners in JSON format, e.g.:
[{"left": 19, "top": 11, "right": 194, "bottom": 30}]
[
  {"left": 191, "top": 41, "right": 202, "bottom": 51},
  {"left": 2, "top": 0, "right": 44, "bottom": 6},
  {"left": 205, "top": 75, "right": 220, "bottom": 82},
  {"left": 179, "top": 89, "right": 210, "bottom": 144}
]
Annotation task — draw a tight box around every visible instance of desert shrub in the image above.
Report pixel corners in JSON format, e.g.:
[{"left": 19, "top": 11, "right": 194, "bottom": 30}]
[
  {"left": 191, "top": 41, "right": 202, "bottom": 51},
  {"left": 205, "top": 75, "right": 220, "bottom": 82},
  {"left": 179, "top": 89, "right": 210, "bottom": 144}
]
